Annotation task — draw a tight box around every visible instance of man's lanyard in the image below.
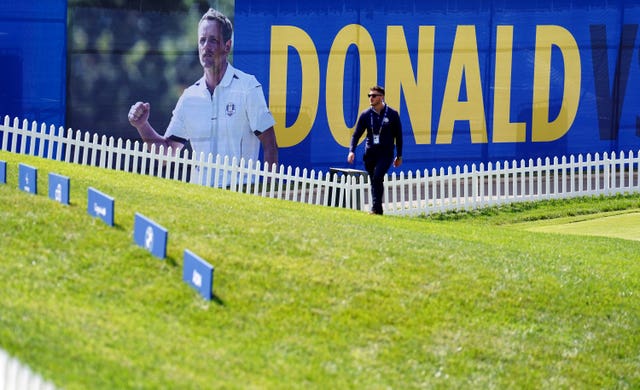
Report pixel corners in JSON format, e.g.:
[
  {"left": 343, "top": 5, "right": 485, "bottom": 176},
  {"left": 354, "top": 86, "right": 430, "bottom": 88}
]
[{"left": 370, "top": 104, "right": 388, "bottom": 136}]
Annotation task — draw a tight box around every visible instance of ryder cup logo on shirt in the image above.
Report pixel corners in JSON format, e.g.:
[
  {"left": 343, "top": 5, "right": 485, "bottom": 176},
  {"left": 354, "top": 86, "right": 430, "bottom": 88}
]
[
  {"left": 225, "top": 102, "right": 236, "bottom": 116},
  {"left": 382, "top": 117, "right": 389, "bottom": 124}
]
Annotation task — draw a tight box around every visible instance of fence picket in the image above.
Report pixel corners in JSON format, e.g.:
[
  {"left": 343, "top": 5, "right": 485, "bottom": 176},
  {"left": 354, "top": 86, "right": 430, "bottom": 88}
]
[{"left": 1, "top": 116, "right": 9, "bottom": 150}]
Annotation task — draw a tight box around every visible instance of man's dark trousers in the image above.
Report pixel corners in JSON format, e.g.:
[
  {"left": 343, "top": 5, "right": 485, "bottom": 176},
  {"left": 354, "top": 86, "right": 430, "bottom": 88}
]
[{"left": 364, "top": 149, "right": 393, "bottom": 215}]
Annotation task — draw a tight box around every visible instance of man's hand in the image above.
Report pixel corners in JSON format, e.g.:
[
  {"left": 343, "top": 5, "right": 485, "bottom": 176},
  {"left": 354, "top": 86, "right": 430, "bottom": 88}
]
[
  {"left": 126, "top": 102, "right": 180, "bottom": 155},
  {"left": 128, "top": 102, "right": 151, "bottom": 128},
  {"left": 347, "top": 151, "right": 355, "bottom": 164},
  {"left": 393, "top": 156, "right": 402, "bottom": 167}
]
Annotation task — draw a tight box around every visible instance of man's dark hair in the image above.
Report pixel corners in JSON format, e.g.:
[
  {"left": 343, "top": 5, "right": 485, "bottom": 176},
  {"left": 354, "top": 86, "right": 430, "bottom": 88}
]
[{"left": 370, "top": 85, "right": 385, "bottom": 96}]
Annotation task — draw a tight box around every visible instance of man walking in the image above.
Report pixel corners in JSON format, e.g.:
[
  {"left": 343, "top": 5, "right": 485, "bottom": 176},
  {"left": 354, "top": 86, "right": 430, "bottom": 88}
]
[{"left": 347, "top": 86, "right": 403, "bottom": 215}]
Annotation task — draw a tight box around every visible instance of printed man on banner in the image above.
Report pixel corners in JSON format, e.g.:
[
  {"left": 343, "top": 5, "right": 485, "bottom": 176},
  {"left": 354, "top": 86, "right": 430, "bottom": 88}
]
[{"left": 127, "top": 8, "right": 278, "bottom": 185}]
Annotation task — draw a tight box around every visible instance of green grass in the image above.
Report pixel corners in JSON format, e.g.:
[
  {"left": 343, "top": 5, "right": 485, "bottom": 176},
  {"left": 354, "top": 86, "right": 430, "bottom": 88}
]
[
  {"left": 1, "top": 150, "right": 640, "bottom": 389},
  {"left": 524, "top": 212, "right": 640, "bottom": 241}
]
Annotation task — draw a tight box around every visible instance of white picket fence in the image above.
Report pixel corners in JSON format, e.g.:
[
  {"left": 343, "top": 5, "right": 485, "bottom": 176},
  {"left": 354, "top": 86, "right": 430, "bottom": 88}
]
[
  {"left": 0, "top": 349, "right": 56, "bottom": 390},
  {"left": 2, "top": 115, "right": 640, "bottom": 216}
]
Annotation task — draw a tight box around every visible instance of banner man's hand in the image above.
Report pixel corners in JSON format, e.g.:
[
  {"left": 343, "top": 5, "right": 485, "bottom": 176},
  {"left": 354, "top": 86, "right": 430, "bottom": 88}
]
[{"left": 128, "top": 102, "right": 151, "bottom": 128}]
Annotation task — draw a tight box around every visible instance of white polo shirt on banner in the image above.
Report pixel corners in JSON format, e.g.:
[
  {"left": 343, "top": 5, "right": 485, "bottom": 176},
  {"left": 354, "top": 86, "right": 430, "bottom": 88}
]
[{"left": 164, "top": 64, "right": 275, "bottom": 185}]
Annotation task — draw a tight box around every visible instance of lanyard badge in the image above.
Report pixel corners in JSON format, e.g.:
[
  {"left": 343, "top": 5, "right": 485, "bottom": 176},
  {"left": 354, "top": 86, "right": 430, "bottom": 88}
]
[{"left": 370, "top": 105, "right": 388, "bottom": 145}]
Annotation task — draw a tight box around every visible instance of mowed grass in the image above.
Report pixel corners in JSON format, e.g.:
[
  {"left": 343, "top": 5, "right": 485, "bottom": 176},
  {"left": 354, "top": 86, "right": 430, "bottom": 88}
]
[
  {"left": 1, "top": 150, "right": 640, "bottom": 389},
  {"left": 525, "top": 212, "right": 640, "bottom": 241}
]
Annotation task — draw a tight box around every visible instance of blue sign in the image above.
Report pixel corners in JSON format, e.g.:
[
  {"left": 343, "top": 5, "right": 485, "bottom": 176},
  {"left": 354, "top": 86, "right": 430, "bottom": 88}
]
[
  {"left": 133, "top": 213, "right": 168, "bottom": 259},
  {"left": 182, "top": 249, "right": 214, "bottom": 300},
  {"left": 87, "top": 187, "right": 114, "bottom": 226},
  {"left": 18, "top": 163, "right": 37, "bottom": 194},
  {"left": 0, "top": 161, "right": 5, "bottom": 184},
  {"left": 48, "top": 172, "right": 70, "bottom": 205}
]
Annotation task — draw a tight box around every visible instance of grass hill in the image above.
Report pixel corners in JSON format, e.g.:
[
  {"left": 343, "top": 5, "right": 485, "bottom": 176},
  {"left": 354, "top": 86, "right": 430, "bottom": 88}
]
[{"left": 1, "top": 150, "right": 640, "bottom": 389}]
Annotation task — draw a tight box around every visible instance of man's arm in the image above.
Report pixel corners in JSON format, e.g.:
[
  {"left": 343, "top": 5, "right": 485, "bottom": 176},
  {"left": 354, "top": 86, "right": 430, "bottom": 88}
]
[
  {"left": 393, "top": 111, "right": 403, "bottom": 167},
  {"left": 258, "top": 127, "right": 278, "bottom": 169},
  {"left": 347, "top": 112, "right": 367, "bottom": 164},
  {"left": 128, "top": 102, "right": 183, "bottom": 155}
]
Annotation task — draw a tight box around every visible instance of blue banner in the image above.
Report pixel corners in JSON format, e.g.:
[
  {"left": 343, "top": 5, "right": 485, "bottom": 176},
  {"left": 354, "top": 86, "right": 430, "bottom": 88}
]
[
  {"left": 0, "top": 0, "right": 66, "bottom": 126},
  {"left": 234, "top": 0, "right": 640, "bottom": 173}
]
